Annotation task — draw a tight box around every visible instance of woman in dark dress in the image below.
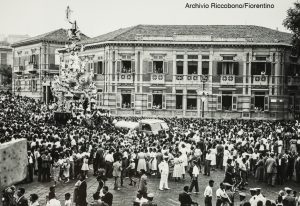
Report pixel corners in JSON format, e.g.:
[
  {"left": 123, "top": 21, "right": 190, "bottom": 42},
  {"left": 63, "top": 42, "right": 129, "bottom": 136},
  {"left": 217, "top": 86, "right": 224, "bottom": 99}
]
[
  {"left": 224, "top": 159, "right": 234, "bottom": 185},
  {"left": 255, "top": 154, "right": 264, "bottom": 181}
]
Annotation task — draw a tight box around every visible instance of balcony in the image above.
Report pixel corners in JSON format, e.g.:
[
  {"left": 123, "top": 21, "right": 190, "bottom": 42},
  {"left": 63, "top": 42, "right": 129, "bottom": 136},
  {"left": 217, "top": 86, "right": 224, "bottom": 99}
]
[
  {"left": 13, "top": 66, "right": 24, "bottom": 74},
  {"left": 119, "top": 73, "right": 134, "bottom": 84},
  {"left": 220, "top": 75, "right": 235, "bottom": 85},
  {"left": 151, "top": 73, "right": 165, "bottom": 84},
  {"left": 252, "top": 75, "right": 268, "bottom": 85},
  {"left": 27, "top": 64, "right": 38, "bottom": 73}
]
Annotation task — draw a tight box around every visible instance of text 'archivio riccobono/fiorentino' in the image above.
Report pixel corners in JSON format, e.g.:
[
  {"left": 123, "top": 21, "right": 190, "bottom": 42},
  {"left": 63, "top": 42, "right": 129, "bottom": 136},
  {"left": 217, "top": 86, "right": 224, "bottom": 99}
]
[{"left": 185, "top": 2, "right": 275, "bottom": 8}]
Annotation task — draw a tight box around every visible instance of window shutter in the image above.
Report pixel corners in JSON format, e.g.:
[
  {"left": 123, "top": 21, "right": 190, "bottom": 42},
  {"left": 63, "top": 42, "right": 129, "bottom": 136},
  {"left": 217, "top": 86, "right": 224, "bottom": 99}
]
[
  {"left": 234, "top": 62, "right": 239, "bottom": 75},
  {"left": 162, "top": 94, "right": 166, "bottom": 109},
  {"left": 250, "top": 96, "right": 254, "bottom": 110},
  {"left": 217, "top": 95, "right": 222, "bottom": 110},
  {"left": 94, "top": 63, "right": 97, "bottom": 74},
  {"left": 35, "top": 54, "right": 39, "bottom": 65},
  {"left": 116, "top": 93, "right": 121, "bottom": 108},
  {"left": 15, "top": 57, "right": 19, "bottom": 65},
  {"left": 217, "top": 62, "right": 222, "bottom": 75},
  {"left": 266, "top": 63, "right": 271, "bottom": 75},
  {"left": 251, "top": 63, "right": 257, "bottom": 75},
  {"left": 289, "top": 96, "right": 295, "bottom": 110},
  {"left": 131, "top": 93, "right": 135, "bottom": 108},
  {"left": 131, "top": 61, "right": 135, "bottom": 73},
  {"left": 116, "top": 61, "right": 121, "bottom": 73},
  {"left": 232, "top": 95, "right": 238, "bottom": 111},
  {"left": 148, "top": 61, "right": 153, "bottom": 73},
  {"left": 163, "top": 61, "right": 168, "bottom": 74},
  {"left": 97, "top": 93, "right": 103, "bottom": 106},
  {"left": 147, "top": 94, "right": 152, "bottom": 109},
  {"left": 264, "top": 96, "right": 269, "bottom": 111}
]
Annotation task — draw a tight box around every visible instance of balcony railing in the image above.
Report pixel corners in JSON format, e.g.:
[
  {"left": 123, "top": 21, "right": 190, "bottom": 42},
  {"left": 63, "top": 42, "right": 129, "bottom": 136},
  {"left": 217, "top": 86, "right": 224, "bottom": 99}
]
[
  {"left": 187, "top": 74, "right": 198, "bottom": 81},
  {"left": 175, "top": 74, "right": 209, "bottom": 83},
  {"left": 151, "top": 73, "right": 165, "bottom": 84},
  {"left": 252, "top": 75, "right": 268, "bottom": 85},
  {"left": 220, "top": 75, "right": 235, "bottom": 85},
  {"left": 119, "top": 73, "right": 134, "bottom": 83},
  {"left": 27, "top": 64, "right": 38, "bottom": 73},
  {"left": 13, "top": 66, "right": 24, "bottom": 74}
]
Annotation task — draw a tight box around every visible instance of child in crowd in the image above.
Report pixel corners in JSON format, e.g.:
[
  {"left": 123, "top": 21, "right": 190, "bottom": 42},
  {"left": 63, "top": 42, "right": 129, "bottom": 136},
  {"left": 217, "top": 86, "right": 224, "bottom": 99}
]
[{"left": 64, "top": 193, "right": 72, "bottom": 206}]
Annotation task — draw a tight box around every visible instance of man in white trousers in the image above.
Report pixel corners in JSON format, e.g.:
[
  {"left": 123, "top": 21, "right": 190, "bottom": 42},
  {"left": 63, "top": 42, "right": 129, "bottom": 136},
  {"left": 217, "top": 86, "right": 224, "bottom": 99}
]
[{"left": 159, "top": 157, "right": 170, "bottom": 191}]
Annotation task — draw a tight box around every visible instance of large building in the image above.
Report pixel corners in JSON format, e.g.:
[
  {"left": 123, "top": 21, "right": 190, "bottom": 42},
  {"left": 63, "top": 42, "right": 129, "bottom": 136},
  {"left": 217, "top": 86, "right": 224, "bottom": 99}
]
[
  {"left": 11, "top": 29, "right": 88, "bottom": 103},
  {"left": 74, "top": 25, "right": 299, "bottom": 120}
]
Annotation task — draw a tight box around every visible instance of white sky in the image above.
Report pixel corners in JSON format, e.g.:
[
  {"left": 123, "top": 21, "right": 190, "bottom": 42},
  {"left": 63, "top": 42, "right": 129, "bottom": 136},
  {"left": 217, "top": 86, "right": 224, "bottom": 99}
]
[{"left": 0, "top": 0, "right": 296, "bottom": 38}]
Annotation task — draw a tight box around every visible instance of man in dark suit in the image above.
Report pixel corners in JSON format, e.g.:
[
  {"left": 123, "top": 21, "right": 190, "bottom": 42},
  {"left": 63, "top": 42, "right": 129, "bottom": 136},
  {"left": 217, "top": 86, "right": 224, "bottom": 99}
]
[
  {"left": 16, "top": 188, "right": 28, "bottom": 206},
  {"left": 78, "top": 174, "right": 87, "bottom": 206},
  {"left": 102, "top": 186, "right": 113, "bottom": 206},
  {"left": 178, "top": 186, "right": 198, "bottom": 206}
]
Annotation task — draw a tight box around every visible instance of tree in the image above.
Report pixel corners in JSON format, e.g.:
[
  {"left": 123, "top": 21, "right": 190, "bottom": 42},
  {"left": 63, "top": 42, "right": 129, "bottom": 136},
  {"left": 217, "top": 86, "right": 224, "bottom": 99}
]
[{"left": 283, "top": 2, "right": 300, "bottom": 56}]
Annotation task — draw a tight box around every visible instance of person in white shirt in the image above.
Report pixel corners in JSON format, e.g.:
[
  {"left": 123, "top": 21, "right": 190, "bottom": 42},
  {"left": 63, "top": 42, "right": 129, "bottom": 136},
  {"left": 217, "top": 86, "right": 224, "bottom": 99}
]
[
  {"left": 158, "top": 158, "right": 170, "bottom": 191},
  {"left": 204, "top": 179, "right": 214, "bottom": 206},
  {"left": 215, "top": 182, "right": 225, "bottom": 206},
  {"left": 204, "top": 149, "right": 212, "bottom": 176},
  {"left": 46, "top": 193, "right": 61, "bottom": 206},
  {"left": 189, "top": 160, "right": 200, "bottom": 193}
]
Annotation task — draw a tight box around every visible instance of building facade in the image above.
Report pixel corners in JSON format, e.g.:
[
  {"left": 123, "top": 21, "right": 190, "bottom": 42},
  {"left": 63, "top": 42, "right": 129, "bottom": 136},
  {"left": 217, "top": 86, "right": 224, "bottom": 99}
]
[
  {"left": 11, "top": 29, "right": 88, "bottom": 103},
  {"left": 69, "top": 25, "right": 299, "bottom": 120},
  {"left": 0, "top": 41, "right": 13, "bottom": 90}
]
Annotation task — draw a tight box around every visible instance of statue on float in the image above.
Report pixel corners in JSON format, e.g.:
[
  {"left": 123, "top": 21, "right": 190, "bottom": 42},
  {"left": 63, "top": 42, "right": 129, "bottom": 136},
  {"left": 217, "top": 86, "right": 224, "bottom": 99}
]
[{"left": 51, "top": 6, "right": 97, "bottom": 114}]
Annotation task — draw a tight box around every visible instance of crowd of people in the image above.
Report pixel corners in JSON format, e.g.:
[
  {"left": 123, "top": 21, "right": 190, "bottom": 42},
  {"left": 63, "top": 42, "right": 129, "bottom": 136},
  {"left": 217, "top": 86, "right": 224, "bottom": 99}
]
[{"left": 1, "top": 91, "right": 300, "bottom": 206}]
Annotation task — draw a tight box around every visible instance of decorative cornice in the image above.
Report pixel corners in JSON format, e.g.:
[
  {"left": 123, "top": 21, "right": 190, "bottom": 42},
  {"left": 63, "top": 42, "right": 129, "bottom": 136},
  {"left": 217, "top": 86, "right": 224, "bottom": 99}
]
[{"left": 83, "top": 40, "right": 291, "bottom": 51}]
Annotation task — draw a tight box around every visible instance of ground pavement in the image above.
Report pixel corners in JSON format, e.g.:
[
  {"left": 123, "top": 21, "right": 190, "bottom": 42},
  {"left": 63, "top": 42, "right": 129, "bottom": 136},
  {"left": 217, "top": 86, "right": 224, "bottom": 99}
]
[{"left": 19, "top": 169, "right": 300, "bottom": 206}]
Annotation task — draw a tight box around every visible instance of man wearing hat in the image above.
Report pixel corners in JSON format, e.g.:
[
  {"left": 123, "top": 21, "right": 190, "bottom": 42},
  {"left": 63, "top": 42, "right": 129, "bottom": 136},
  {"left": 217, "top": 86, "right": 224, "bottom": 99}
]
[
  {"left": 239, "top": 192, "right": 246, "bottom": 206},
  {"left": 256, "top": 188, "right": 266, "bottom": 205},
  {"left": 249, "top": 188, "right": 257, "bottom": 206},
  {"left": 141, "top": 193, "right": 157, "bottom": 206},
  {"left": 224, "top": 183, "right": 234, "bottom": 206},
  {"left": 283, "top": 187, "right": 296, "bottom": 206}
]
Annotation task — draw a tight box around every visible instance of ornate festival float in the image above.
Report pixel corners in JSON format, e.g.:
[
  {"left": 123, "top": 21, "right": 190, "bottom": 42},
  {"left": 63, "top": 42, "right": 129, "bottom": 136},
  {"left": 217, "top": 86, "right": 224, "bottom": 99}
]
[{"left": 51, "top": 7, "right": 97, "bottom": 124}]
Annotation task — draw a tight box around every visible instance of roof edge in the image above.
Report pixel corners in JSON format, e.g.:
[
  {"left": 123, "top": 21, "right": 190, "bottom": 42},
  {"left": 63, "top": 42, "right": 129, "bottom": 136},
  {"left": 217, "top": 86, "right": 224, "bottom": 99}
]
[{"left": 84, "top": 40, "right": 292, "bottom": 50}]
